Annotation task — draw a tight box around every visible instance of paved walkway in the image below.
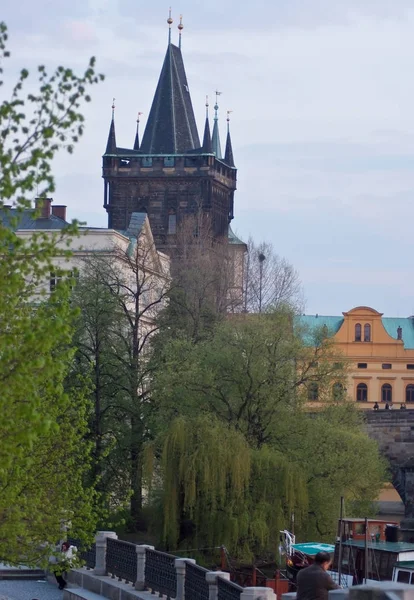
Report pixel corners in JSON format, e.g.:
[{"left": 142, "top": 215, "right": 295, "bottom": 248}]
[{"left": 0, "top": 579, "right": 63, "bottom": 600}]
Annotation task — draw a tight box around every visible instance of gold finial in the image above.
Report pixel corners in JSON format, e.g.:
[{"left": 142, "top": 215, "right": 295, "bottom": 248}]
[
  {"left": 227, "top": 110, "right": 233, "bottom": 122},
  {"left": 112, "top": 97, "right": 115, "bottom": 119},
  {"left": 178, "top": 15, "right": 183, "bottom": 48},
  {"left": 137, "top": 111, "right": 143, "bottom": 124},
  {"left": 205, "top": 95, "right": 209, "bottom": 117},
  {"left": 167, "top": 7, "right": 173, "bottom": 43}
]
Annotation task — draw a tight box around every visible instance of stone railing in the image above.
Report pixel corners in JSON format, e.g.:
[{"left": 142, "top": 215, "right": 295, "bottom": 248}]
[{"left": 71, "top": 530, "right": 277, "bottom": 600}]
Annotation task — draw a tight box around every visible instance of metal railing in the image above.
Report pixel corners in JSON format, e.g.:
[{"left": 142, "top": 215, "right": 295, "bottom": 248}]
[
  {"left": 217, "top": 576, "right": 243, "bottom": 600},
  {"left": 106, "top": 538, "right": 137, "bottom": 584},
  {"left": 67, "top": 537, "right": 96, "bottom": 570},
  {"left": 184, "top": 562, "right": 209, "bottom": 600},
  {"left": 145, "top": 548, "right": 177, "bottom": 599}
]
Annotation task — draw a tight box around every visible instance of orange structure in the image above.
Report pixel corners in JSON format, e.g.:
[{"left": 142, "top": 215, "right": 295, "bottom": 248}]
[{"left": 300, "top": 306, "right": 414, "bottom": 408}]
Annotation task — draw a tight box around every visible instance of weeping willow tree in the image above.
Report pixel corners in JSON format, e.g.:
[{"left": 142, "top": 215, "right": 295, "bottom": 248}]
[{"left": 147, "top": 416, "right": 308, "bottom": 560}]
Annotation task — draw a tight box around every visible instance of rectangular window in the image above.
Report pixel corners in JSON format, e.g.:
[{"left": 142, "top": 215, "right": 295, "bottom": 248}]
[
  {"left": 164, "top": 156, "right": 175, "bottom": 167},
  {"left": 357, "top": 363, "right": 367, "bottom": 369},
  {"left": 50, "top": 272, "right": 61, "bottom": 292},
  {"left": 382, "top": 363, "right": 392, "bottom": 369},
  {"left": 397, "top": 571, "right": 410, "bottom": 584},
  {"left": 168, "top": 213, "right": 177, "bottom": 235},
  {"left": 141, "top": 157, "right": 152, "bottom": 167},
  {"left": 407, "top": 364, "right": 414, "bottom": 370}
]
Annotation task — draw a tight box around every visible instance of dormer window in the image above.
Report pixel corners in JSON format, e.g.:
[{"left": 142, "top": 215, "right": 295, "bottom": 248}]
[
  {"left": 364, "top": 323, "right": 371, "bottom": 342},
  {"left": 355, "top": 323, "right": 362, "bottom": 342}
]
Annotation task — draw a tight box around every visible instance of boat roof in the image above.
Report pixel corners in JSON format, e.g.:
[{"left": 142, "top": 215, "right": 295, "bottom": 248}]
[
  {"left": 342, "top": 519, "right": 397, "bottom": 524},
  {"left": 395, "top": 561, "right": 414, "bottom": 570},
  {"left": 292, "top": 543, "right": 335, "bottom": 556},
  {"left": 342, "top": 540, "right": 414, "bottom": 553}
]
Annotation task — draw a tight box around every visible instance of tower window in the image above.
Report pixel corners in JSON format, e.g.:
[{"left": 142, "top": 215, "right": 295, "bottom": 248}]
[
  {"left": 381, "top": 383, "right": 392, "bottom": 403},
  {"left": 406, "top": 384, "right": 414, "bottom": 403},
  {"left": 307, "top": 382, "right": 319, "bottom": 401},
  {"left": 356, "top": 383, "right": 368, "bottom": 402},
  {"left": 168, "top": 210, "right": 176, "bottom": 235},
  {"left": 364, "top": 323, "right": 371, "bottom": 342},
  {"left": 355, "top": 323, "right": 362, "bottom": 342}
]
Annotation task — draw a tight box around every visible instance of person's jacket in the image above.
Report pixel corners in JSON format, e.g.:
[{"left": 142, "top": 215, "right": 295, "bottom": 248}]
[{"left": 296, "top": 563, "right": 340, "bottom": 600}]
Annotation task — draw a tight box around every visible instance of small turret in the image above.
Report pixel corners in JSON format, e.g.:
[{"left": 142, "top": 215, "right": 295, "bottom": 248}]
[
  {"left": 224, "top": 110, "right": 235, "bottom": 167},
  {"left": 105, "top": 99, "right": 117, "bottom": 155},
  {"left": 211, "top": 90, "right": 222, "bottom": 159},
  {"left": 202, "top": 96, "right": 213, "bottom": 153}
]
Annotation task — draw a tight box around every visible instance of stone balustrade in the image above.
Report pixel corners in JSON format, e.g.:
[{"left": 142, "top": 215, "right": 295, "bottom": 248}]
[{"left": 67, "top": 531, "right": 275, "bottom": 600}]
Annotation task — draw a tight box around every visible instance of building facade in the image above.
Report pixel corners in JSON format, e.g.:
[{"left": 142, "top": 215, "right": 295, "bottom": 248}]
[
  {"left": 102, "top": 21, "right": 238, "bottom": 256},
  {"left": 300, "top": 306, "right": 414, "bottom": 408},
  {"left": 2, "top": 199, "right": 170, "bottom": 328}
]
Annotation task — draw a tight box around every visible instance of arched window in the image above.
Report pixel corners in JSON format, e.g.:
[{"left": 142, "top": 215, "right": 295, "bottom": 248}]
[
  {"left": 406, "top": 384, "right": 414, "bottom": 403},
  {"left": 364, "top": 323, "right": 371, "bottom": 342},
  {"left": 332, "top": 382, "right": 344, "bottom": 401},
  {"left": 381, "top": 384, "right": 392, "bottom": 403},
  {"left": 355, "top": 323, "right": 362, "bottom": 342},
  {"left": 168, "top": 209, "right": 176, "bottom": 235},
  {"left": 356, "top": 383, "right": 368, "bottom": 402},
  {"left": 307, "top": 382, "right": 319, "bottom": 401}
]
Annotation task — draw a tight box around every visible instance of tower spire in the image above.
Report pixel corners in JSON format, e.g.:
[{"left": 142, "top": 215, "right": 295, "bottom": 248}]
[
  {"left": 224, "top": 110, "right": 235, "bottom": 167},
  {"left": 134, "top": 112, "right": 143, "bottom": 151},
  {"left": 105, "top": 98, "right": 117, "bottom": 155},
  {"left": 202, "top": 95, "right": 212, "bottom": 153},
  {"left": 178, "top": 15, "right": 183, "bottom": 49},
  {"left": 211, "top": 90, "right": 222, "bottom": 159},
  {"left": 167, "top": 8, "right": 173, "bottom": 44}
]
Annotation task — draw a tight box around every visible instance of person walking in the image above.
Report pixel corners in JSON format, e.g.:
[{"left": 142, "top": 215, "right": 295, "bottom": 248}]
[
  {"left": 53, "top": 541, "right": 77, "bottom": 590},
  {"left": 296, "top": 551, "right": 340, "bottom": 600}
]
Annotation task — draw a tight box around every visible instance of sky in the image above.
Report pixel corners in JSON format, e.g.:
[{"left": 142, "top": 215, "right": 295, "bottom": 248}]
[{"left": 3, "top": 0, "right": 414, "bottom": 316}]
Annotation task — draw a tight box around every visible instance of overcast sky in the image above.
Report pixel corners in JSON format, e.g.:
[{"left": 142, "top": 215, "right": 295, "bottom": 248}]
[{"left": 3, "top": 0, "right": 414, "bottom": 316}]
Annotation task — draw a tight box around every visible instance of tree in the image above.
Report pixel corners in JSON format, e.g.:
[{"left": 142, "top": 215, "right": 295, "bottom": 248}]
[
  {"left": 0, "top": 22, "right": 103, "bottom": 563},
  {"left": 70, "top": 224, "right": 171, "bottom": 529},
  {"left": 244, "top": 238, "right": 303, "bottom": 313},
  {"left": 158, "top": 211, "right": 243, "bottom": 344},
  {"left": 149, "top": 309, "right": 385, "bottom": 555}
]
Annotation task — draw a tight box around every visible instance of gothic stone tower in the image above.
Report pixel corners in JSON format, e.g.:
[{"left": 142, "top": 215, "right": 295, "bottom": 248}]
[{"left": 102, "top": 24, "right": 237, "bottom": 254}]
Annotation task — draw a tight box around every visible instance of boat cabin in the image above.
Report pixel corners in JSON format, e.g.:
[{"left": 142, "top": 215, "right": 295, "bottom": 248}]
[
  {"left": 286, "top": 543, "right": 335, "bottom": 582},
  {"left": 392, "top": 561, "right": 414, "bottom": 585},
  {"left": 337, "top": 519, "right": 398, "bottom": 543},
  {"left": 334, "top": 540, "right": 414, "bottom": 584}
]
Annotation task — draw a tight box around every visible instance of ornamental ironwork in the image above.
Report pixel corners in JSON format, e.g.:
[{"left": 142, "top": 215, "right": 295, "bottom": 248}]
[
  {"left": 184, "top": 561, "right": 209, "bottom": 600},
  {"left": 145, "top": 548, "right": 177, "bottom": 599},
  {"left": 217, "top": 576, "right": 243, "bottom": 600},
  {"left": 106, "top": 538, "right": 137, "bottom": 584}
]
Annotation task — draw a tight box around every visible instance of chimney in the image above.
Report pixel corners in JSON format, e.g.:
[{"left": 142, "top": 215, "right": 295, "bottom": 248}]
[
  {"left": 35, "top": 197, "right": 52, "bottom": 219},
  {"left": 51, "top": 205, "right": 67, "bottom": 221}
]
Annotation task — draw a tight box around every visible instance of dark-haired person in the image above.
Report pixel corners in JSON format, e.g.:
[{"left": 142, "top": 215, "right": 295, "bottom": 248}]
[
  {"left": 53, "top": 541, "right": 77, "bottom": 590},
  {"left": 296, "top": 551, "right": 340, "bottom": 600}
]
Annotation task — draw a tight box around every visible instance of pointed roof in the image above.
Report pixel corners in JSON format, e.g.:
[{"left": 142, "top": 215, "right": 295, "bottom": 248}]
[
  {"left": 211, "top": 97, "right": 222, "bottom": 159},
  {"left": 202, "top": 101, "right": 212, "bottom": 153},
  {"left": 140, "top": 43, "right": 200, "bottom": 154},
  {"left": 224, "top": 121, "right": 235, "bottom": 167},
  {"left": 133, "top": 116, "right": 140, "bottom": 151},
  {"left": 105, "top": 115, "right": 117, "bottom": 155}
]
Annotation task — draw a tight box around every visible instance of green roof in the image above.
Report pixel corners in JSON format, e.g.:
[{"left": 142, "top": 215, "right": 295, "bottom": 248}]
[
  {"left": 297, "top": 314, "right": 414, "bottom": 350},
  {"left": 228, "top": 226, "right": 246, "bottom": 246},
  {"left": 292, "top": 543, "right": 335, "bottom": 556},
  {"left": 395, "top": 561, "right": 414, "bottom": 569},
  {"left": 342, "top": 540, "right": 414, "bottom": 553}
]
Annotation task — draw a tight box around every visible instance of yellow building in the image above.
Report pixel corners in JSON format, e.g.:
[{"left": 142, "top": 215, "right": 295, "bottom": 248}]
[{"left": 301, "top": 306, "right": 414, "bottom": 408}]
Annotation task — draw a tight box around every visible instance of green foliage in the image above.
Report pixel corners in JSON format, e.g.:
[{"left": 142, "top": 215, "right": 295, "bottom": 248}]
[
  {"left": 0, "top": 22, "right": 103, "bottom": 564},
  {"left": 149, "top": 309, "right": 385, "bottom": 558}
]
